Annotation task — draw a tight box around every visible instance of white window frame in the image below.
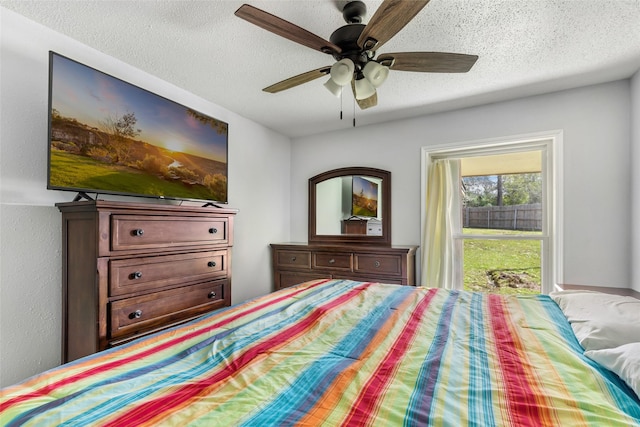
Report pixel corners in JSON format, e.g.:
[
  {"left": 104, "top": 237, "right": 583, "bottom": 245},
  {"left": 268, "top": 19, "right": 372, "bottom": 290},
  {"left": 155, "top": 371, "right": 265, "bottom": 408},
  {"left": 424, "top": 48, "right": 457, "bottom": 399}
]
[{"left": 420, "top": 130, "right": 564, "bottom": 294}]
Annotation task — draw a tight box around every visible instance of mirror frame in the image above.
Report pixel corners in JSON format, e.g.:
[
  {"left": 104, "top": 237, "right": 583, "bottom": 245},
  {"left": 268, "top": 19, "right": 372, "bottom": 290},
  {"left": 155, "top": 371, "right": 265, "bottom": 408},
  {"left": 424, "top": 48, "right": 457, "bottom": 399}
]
[{"left": 309, "top": 167, "right": 391, "bottom": 246}]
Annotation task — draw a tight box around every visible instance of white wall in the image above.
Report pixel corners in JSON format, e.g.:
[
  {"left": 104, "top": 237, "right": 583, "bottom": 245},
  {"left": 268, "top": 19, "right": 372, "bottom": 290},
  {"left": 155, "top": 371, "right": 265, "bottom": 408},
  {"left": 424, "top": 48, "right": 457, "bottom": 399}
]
[
  {"left": 632, "top": 70, "right": 640, "bottom": 293},
  {"left": 291, "top": 81, "right": 633, "bottom": 289},
  {"left": 0, "top": 8, "right": 291, "bottom": 387}
]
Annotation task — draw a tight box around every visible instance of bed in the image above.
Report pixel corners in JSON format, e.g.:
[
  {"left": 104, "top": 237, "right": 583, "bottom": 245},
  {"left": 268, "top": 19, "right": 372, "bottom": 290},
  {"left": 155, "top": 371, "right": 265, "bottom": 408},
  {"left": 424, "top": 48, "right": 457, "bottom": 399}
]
[{"left": 1, "top": 279, "right": 639, "bottom": 426}]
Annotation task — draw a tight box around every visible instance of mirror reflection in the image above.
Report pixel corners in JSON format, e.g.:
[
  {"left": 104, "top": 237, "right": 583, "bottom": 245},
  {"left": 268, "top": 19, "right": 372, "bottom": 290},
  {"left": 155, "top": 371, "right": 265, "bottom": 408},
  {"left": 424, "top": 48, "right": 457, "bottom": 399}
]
[
  {"left": 309, "top": 166, "right": 391, "bottom": 246},
  {"left": 315, "top": 175, "right": 383, "bottom": 236}
]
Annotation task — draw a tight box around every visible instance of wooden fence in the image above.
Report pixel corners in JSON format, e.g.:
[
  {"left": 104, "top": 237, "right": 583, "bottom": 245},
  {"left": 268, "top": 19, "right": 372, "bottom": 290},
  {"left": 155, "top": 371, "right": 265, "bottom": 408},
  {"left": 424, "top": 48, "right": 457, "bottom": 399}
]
[{"left": 463, "top": 203, "right": 542, "bottom": 231}]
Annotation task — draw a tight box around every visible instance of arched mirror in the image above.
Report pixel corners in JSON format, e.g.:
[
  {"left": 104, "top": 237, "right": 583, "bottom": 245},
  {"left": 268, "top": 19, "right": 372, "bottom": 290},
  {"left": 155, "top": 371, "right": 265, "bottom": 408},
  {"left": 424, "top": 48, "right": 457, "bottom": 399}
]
[{"left": 309, "top": 167, "right": 391, "bottom": 246}]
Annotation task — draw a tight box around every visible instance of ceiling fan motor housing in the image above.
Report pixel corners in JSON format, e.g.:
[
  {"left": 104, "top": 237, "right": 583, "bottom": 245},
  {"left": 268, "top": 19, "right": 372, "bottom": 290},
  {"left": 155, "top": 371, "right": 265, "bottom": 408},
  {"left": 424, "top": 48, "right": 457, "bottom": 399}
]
[{"left": 330, "top": 24, "right": 370, "bottom": 69}]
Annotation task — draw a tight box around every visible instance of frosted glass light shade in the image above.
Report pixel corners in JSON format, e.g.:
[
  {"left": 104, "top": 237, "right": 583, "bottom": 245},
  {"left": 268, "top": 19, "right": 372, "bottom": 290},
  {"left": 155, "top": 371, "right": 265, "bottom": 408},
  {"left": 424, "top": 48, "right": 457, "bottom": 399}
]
[
  {"left": 323, "top": 78, "right": 343, "bottom": 97},
  {"left": 354, "top": 77, "right": 375, "bottom": 100},
  {"left": 363, "top": 61, "right": 389, "bottom": 87},
  {"left": 330, "top": 59, "right": 355, "bottom": 86}
]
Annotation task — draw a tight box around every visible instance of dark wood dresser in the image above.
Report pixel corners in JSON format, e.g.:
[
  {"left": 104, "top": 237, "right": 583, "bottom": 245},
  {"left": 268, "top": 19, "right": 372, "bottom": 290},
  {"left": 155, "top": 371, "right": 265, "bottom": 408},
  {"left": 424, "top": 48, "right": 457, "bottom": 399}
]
[
  {"left": 56, "top": 200, "right": 237, "bottom": 363},
  {"left": 271, "top": 243, "right": 417, "bottom": 290}
]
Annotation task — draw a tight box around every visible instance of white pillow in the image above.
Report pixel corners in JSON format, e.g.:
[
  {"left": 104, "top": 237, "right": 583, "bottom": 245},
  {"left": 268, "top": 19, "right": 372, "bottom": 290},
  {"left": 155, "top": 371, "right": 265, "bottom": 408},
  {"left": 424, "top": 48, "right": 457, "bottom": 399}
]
[
  {"left": 550, "top": 290, "right": 640, "bottom": 350},
  {"left": 585, "top": 342, "right": 640, "bottom": 399},
  {"left": 571, "top": 320, "right": 640, "bottom": 351}
]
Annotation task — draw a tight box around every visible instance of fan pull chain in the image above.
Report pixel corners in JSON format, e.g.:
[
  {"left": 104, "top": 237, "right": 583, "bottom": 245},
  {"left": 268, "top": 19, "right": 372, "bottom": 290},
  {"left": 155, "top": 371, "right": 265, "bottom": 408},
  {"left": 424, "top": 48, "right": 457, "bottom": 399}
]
[
  {"left": 353, "top": 98, "right": 356, "bottom": 127},
  {"left": 340, "top": 89, "right": 343, "bottom": 120}
]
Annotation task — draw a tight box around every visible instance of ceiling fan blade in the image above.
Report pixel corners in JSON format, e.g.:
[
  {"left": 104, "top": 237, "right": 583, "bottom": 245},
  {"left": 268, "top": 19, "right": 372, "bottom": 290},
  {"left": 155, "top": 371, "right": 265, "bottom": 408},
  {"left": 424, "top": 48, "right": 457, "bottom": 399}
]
[
  {"left": 378, "top": 52, "right": 478, "bottom": 73},
  {"left": 350, "top": 81, "right": 378, "bottom": 110},
  {"left": 235, "top": 4, "right": 341, "bottom": 55},
  {"left": 357, "top": 0, "right": 430, "bottom": 51},
  {"left": 263, "top": 66, "right": 332, "bottom": 93}
]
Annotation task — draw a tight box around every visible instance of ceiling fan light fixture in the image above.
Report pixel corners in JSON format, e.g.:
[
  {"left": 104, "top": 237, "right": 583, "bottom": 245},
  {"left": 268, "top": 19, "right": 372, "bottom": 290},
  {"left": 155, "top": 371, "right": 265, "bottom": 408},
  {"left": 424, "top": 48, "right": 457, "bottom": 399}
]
[
  {"left": 354, "top": 77, "right": 375, "bottom": 100},
  {"left": 330, "top": 58, "right": 355, "bottom": 86},
  {"left": 363, "top": 61, "right": 389, "bottom": 87},
  {"left": 323, "top": 78, "right": 343, "bottom": 97}
]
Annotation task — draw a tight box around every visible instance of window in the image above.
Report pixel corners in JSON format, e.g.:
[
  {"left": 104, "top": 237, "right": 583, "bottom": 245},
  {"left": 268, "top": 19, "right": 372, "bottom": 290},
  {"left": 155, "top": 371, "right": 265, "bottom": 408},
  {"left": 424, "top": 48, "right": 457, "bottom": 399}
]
[
  {"left": 420, "top": 132, "right": 563, "bottom": 294},
  {"left": 462, "top": 162, "right": 542, "bottom": 295}
]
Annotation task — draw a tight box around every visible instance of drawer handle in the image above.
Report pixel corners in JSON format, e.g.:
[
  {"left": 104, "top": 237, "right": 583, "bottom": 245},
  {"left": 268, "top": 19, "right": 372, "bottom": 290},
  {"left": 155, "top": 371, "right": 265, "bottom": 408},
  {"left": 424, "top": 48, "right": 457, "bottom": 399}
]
[
  {"left": 208, "top": 261, "right": 217, "bottom": 268},
  {"left": 374, "top": 261, "right": 381, "bottom": 268},
  {"left": 129, "top": 309, "right": 142, "bottom": 319},
  {"left": 208, "top": 291, "right": 217, "bottom": 299},
  {"left": 329, "top": 259, "right": 336, "bottom": 264},
  {"left": 132, "top": 229, "right": 144, "bottom": 237},
  {"left": 130, "top": 271, "right": 143, "bottom": 280},
  {"left": 209, "top": 227, "right": 218, "bottom": 234},
  {"left": 291, "top": 256, "right": 297, "bottom": 262}
]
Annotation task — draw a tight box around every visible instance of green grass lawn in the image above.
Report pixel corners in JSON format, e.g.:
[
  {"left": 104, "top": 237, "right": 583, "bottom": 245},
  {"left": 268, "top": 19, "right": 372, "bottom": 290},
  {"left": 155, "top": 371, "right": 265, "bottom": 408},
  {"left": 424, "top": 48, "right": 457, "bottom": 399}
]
[
  {"left": 463, "top": 228, "right": 541, "bottom": 295},
  {"left": 49, "top": 150, "right": 220, "bottom": 200}
]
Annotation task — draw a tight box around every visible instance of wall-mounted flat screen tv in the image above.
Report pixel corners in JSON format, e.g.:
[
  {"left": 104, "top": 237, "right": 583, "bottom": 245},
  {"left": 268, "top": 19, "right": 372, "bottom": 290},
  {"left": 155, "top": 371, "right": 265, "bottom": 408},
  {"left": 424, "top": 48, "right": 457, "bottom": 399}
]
[
  {"left": 47, "top": 52, "right": 228, "bottom": 204},
  {"left": 351, "top": 175, "right": 379, "bottom": 218}
]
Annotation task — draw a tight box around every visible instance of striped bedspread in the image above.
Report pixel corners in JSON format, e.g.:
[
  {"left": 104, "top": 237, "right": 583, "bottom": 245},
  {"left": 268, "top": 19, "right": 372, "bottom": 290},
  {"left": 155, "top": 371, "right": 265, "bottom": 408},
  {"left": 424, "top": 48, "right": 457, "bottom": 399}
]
[{"left": 2, "top": 279, "right": 639, "bottom": 426}]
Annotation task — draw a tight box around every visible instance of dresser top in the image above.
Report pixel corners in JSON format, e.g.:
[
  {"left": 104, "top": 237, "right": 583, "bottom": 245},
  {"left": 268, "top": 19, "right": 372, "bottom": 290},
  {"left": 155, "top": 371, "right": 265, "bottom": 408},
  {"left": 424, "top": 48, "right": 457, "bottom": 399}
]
[
  {"left": 56, "top": 200, "right": 238, "bottom": 215},
  {"left": 271, "top": 242, "right": 418, "bottom": 254}
]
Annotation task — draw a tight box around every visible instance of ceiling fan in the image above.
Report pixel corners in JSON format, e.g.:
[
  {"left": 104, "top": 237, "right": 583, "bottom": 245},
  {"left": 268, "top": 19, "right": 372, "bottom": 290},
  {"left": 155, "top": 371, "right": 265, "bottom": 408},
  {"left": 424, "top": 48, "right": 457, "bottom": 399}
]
[{"left": 235, "top": 0, "right": 478, "bottom": 110}]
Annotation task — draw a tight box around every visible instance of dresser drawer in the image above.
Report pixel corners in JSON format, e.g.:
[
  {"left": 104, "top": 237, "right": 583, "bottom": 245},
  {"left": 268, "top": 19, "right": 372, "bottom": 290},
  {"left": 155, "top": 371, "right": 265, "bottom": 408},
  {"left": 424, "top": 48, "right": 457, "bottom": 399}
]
[
  {"left": 276, "top": 250, "right": 312, "bottom": 269},
  {"left": 313, "top": 252, "right": 352, "bottom": 271},
  {"left": 110, "top": 280, "right": 227, "bottom": 339},
  {"left": 333, "top": 274, "right": 403, "bottom": 285},
  {"left": 111, "top": 215, "right": 228, "bottom": 251},
  {"left": 354, "top": 254, "right": 402, "bottom": 276},
  {"left": 109, "top": 250, "right": 227, "bottom": 297},
  {"left": 276, "top": 271, "right": 331, "bottom": 290}
]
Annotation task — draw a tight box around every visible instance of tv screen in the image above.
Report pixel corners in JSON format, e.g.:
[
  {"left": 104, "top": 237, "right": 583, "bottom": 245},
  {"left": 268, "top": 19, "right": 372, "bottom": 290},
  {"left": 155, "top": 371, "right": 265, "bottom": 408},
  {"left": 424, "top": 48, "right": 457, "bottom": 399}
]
[
  {"left": 351, "top": 176, "right": 379, "bottom": 218},
  {"left": 47, "top": 52, "right": 228, "bottom": 204}
]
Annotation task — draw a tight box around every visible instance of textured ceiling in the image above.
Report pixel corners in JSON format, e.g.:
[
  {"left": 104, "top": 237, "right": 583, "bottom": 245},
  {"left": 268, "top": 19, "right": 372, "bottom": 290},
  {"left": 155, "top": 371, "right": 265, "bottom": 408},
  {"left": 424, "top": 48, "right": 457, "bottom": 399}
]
[{"left": 2, "top": 0, "right": 640, "bottom": 138}]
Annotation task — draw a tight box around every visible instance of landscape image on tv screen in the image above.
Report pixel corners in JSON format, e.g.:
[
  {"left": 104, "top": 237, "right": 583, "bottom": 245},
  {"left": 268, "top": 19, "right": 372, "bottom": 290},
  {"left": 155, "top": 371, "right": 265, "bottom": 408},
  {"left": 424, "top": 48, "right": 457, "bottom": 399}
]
[
  {"left": 48, "top": 52, "right": 228, "bottom": 203},
  {"left": 352, "top": 176, "right": 378, "bottom": 218}
]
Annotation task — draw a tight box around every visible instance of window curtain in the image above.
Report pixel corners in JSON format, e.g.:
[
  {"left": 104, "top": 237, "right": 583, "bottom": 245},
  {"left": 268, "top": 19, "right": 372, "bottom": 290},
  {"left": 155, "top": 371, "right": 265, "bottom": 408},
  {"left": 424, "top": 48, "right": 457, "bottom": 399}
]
[{"left": 421, "top": 158, "right": 463, "bottom": 289}]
